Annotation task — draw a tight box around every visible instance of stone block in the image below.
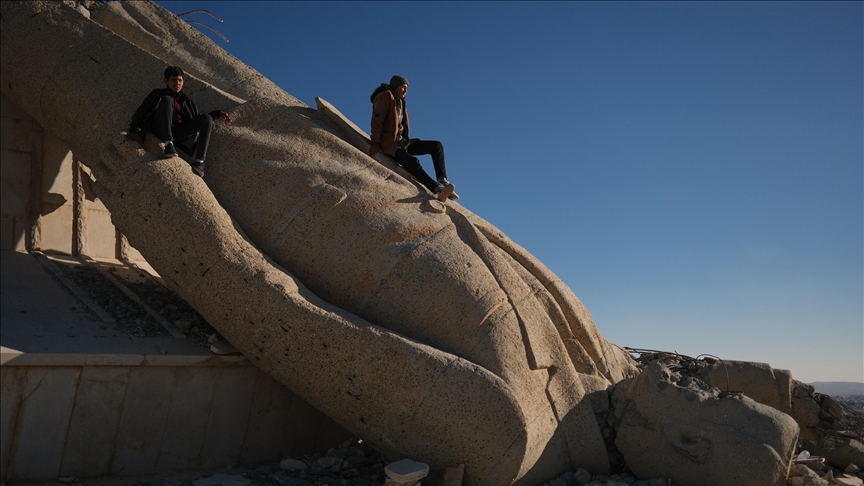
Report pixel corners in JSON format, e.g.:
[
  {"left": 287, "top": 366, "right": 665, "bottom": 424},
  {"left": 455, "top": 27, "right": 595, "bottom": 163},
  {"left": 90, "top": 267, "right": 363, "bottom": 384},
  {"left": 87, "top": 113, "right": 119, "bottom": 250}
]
[
  {"left": 0, "top": 93, "right": 32, "bottom": 121},
  {"left": 829, "top": 440, "right": 864, "bottom": 471},
  {"left": 312, "top": 410, "right": 352, "bottom": 454},
  {"left": 1, "top": 148, "right": 31, "bottom": 219},
  {"left": 199, "top": 366, "right": 259, "bottom": 468},
  {"left": 241, "top": 372, "right": 297, "bottom": 464},
  {"left": 0, "top": 116, "right": 32, "bottom": 152},
  {"left": 39, "top": 203, "right": 73, "bottom": 255},
  {"left": 40, "top": 132, "right": 73, "bottom": 202},
  {"left": 835, "top": 475, "right": 864, "bottom": 486},
  {"left": 76, "top": 335, "right": 145, "bottom": 362},
  {"left": 0, "top": 215, "right": 13, "bottom": 251},
  {"left": 281, "top": 391, "right": 338, "bottom": 455},
  {"left": 0, "top": 367, "right": 27, "bottom": 481},
  {"left": 85, "top": 206, "right": 117, "bottom": 259},
  {"left": 695, "top": 360, "right": 793, "bottom": 413},
  {"left": 60, "top": 367, "right": 130, "bottom": 478},
  {"left": 157, "top": 367, "right": 218, "bottom": 471},
  {"left": 8, "top": 367, "right": 80, "bottom": 481},
  {"left": 111, "top": 367, "right": 175, "bottom": 476},
  {"left": 385, "top": 459, "right": 429, "bottom": 483}
]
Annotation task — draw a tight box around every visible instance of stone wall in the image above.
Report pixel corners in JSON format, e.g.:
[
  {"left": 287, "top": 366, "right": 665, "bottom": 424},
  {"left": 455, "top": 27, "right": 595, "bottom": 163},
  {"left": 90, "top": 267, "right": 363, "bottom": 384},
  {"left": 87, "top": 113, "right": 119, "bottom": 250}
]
[
  {"left": 0, "top": 362, "right": 349, "bottom": 481},
  {"left": 0, "top": 93, "right": 144, "bottom": 261}
]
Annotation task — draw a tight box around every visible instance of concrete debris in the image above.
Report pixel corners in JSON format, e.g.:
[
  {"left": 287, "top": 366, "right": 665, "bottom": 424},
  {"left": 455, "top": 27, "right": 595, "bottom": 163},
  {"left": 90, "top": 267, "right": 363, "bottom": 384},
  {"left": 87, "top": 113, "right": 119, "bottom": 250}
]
[
  {"left": 384, "top": 458, "right": 429, "bottom": 486},
  {"left": 627, "top": 350, "right": 864, "bottom": 486},
  {"left": 791, "top": 464, "right": 813, "bottom": 476},
  {"left": 278, "top": 458, "right": 309, "bottom": 471},
  {"left": 834, "top": 475, "right": 864, "bottom": 486},
  {"left": 544, "top": 469, "right": 668, "bottom": 486},
  {"left": 828, "top": 440, "right": 864, "bottom": 471},
  {"left": 210, "top": 340, "right": 240, "bottom": 355},
  {"left": 191, "top": 474, "right": 250, "bottom": 486},
  {"left": 574, "top": 468, "right": 593, "bottom": 485},
  {"left": 787, "top": 473, "right": 828, "bottom": 486}
]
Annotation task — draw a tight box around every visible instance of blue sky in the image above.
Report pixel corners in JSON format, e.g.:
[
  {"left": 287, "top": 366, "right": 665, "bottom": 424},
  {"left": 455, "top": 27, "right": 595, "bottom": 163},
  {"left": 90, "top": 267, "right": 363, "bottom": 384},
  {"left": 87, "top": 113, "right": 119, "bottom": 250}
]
[{"left": 155, "top": 1, "right": 862, "bottom": 384}]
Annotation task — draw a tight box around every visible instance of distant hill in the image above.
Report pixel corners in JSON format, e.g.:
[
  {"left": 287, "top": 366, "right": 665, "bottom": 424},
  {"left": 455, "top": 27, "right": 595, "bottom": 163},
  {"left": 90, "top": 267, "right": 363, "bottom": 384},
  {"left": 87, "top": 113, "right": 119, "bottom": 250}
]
[{"left": 810, "top": 382, "right": 864, "bottom": 397}]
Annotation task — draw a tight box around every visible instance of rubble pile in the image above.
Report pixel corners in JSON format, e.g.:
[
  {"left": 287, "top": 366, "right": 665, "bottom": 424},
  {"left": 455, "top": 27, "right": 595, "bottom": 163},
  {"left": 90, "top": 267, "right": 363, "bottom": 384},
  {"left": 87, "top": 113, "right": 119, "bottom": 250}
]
[
  {"left": 57, "top": 262, "right": 170, "bottom": 338},
  {"left": 53, "top": 257, "right": 217, "bottom": 346},
  {"left": 626, "top": 351, "right": 864, "bottom": 486}
]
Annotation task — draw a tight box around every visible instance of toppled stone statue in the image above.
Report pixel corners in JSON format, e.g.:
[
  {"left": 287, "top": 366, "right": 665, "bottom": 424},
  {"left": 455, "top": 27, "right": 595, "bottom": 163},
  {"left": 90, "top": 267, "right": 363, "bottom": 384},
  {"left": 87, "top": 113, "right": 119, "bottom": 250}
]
[{"left": 0, "top": 2, "right": 808, "bottom": 484}]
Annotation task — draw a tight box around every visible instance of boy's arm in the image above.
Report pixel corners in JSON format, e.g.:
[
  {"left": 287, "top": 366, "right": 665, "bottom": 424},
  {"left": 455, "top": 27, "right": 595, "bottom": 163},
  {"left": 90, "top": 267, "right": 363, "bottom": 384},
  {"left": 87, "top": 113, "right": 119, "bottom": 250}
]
[
  {"left": 209, "top": 110, "right": 232, "bottom": 125},
  {"left": 370, "top": 92, "right": 389, "bottom": 152},
  {"left": 129, "top": 89, "right": 159, "bottom": 134}
]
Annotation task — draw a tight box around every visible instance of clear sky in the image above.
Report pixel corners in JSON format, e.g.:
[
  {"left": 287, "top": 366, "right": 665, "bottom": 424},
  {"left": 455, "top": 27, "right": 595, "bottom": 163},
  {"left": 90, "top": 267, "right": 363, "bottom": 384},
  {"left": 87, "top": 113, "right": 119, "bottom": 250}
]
[{"left": 154, "top": 1, "right": 862, "bottom": 384}]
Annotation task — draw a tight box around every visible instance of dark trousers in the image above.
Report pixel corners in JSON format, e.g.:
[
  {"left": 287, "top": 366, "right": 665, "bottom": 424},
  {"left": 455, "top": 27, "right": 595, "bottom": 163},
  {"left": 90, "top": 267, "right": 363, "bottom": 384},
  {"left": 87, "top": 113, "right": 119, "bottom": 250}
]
[
  {"left": 394, "top": 139, "right": 447, "bottom": 193},
  {"left": 152, "top": 95, "right": 213, "bottom": 161}
]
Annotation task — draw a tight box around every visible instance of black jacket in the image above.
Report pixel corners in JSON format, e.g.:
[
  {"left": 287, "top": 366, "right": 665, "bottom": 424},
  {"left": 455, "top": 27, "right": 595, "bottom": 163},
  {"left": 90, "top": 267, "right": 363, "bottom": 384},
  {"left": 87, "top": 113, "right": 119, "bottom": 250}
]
[{"left": 129, "top": 87, "right": 218, "bottom": 135}]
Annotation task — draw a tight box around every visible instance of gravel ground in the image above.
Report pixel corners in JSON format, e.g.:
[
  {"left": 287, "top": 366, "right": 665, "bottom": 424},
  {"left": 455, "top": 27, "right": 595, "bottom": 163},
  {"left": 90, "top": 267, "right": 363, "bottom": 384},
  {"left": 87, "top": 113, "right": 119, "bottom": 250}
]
[
  {"left": 55, "top": 261, "right": 216, "bottom": 347},
  {"left": 124, "top": 278, "right": 216, "bottom": 347},
  {"left": 8, "top": 436, "right": 673, "bottom": 486}
]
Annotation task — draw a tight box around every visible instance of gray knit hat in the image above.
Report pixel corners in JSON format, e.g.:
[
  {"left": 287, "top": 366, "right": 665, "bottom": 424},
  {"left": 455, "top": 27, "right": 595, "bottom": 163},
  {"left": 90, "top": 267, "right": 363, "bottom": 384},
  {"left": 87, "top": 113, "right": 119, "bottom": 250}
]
[{"left": 389, "top": 75, "right": 409, "bottom": 89}]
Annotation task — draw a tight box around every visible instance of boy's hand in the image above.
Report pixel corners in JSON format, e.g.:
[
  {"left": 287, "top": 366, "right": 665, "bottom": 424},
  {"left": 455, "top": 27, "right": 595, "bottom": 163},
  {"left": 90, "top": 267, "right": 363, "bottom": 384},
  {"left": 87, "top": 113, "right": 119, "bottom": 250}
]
[{"left": 216, "top": 111, "right": 232, "bottom": 125}]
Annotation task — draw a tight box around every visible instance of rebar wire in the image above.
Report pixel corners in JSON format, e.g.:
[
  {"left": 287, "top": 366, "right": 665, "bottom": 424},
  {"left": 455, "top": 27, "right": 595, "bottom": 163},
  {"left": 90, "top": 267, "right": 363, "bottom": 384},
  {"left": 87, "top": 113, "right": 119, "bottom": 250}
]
[
  {"left": 623, "top": 347, "right": 695, "bottom": 361},
  {"left": 178, "top": 9, "right": 224, "bottom": 22},
  {"left": 184, "top": 20, "right": 229, "bottom": 43},
  {"left": 625, "top": 347, "right": 734, "bottom": 393}
]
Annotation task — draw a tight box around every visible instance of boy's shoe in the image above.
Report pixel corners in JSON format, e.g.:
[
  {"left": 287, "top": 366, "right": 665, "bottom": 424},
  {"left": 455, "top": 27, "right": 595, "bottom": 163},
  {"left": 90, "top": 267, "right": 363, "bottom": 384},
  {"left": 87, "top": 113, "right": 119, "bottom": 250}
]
[
  {"left": 434, "top": 182, "right": 455, "bottom": 202},
  {"left": 437, "top": 177, "right": 458, "bottom": 200},
  {"left": 163, "top": 141, "right": 178, "bottom": 158},
  {"left": 191, "top": 161, "right": 205, "bottom": 177}
]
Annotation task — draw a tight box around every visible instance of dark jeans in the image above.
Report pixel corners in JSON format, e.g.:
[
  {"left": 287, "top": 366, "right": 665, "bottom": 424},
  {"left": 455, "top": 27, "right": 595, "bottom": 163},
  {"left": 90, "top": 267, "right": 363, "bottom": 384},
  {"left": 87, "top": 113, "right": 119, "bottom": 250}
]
[
  {"left": 394, "top": 138, "right": 447, "bottom": 193},
  {"left": 152, "top": 95, "right": 212, "bottom": 161}
]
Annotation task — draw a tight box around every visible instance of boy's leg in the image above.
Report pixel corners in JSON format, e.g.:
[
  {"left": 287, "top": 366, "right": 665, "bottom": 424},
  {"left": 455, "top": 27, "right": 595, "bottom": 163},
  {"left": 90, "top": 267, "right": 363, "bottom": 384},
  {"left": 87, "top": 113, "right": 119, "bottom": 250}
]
[
  {"left": 394, "top": 148, "right": 439, "bottom": 193},
  {"left": 172, "top": 114, "right": 213, "bottom": 161},
  {"left": 151, "top": 95, "right": 176, "bottom": 143},
  {"left": 405, "top": 139, "right": 447, "bottom": 181}
]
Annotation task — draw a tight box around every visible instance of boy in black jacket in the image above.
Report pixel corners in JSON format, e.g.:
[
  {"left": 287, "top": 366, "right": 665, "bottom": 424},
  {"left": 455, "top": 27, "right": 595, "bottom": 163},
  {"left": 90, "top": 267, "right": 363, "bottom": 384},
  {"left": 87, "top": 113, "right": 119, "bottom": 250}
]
[{"left": 128, "top": 66, "right": 231, "bottom": 177}]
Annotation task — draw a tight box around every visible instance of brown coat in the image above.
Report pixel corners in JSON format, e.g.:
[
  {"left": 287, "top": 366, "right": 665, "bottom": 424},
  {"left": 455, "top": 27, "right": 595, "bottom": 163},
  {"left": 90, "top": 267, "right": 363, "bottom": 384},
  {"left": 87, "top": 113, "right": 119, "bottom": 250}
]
[{"left": 370, "top": 88, "right": 409, "bottom": 157}]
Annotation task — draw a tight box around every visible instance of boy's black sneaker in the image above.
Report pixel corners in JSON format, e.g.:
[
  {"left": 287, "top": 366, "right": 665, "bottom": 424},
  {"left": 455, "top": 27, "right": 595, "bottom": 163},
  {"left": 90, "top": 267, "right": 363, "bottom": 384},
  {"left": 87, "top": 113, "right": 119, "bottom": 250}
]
[
  {"left": 191, "top": 161, "right": 205, "bottom": 177},
  {"left": 434, "top": 182, "right": 455, "bottom": 202},
  {"left": 437, "top": 177, "right": 458, "bottom": 200},
  {"left": 163, "top": 141, "right": 178, "bottom": 158}
]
